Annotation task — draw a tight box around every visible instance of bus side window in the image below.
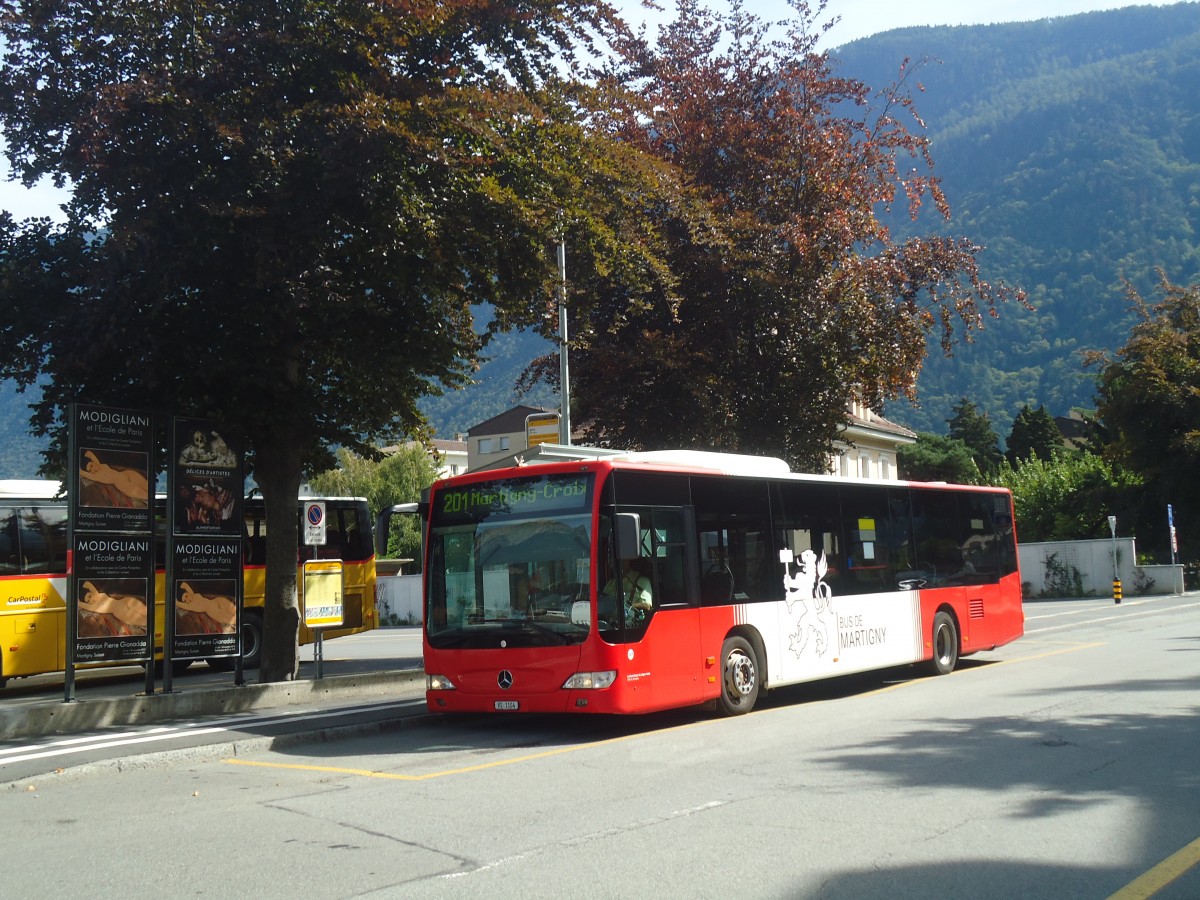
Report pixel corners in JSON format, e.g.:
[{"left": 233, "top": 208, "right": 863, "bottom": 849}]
[
  {"left": 20, "top": 505, "right": 68, "bottom": 574},
  {"left": 0, "top": 506, "right": 19, "bottom": 574},
  {"left": 333, "top": 507, "right": 369, "bottom": 561},
  {"left": 244, "top": 511, "right": 267, "bottom": 565},
  {"left": 992, "top": 493, "right": 1018, "bottom": 577},
  {"left": 692, "top": 477, "right": 772, "bottom": 604},
  {"left": 770, "top": 481, "right": 844, "bottom": 597},
  {"left": 342, "top": 517, "right": 365, "bottom": 560},
  {"left": 910, "top": 489, "right": 967, "bottom": 584},
  {"left": 647, "top": 508, "right": 688, "bottom": 606},
  {"left": 959, "top": 492, "right": 1002, "bottom": 584}
]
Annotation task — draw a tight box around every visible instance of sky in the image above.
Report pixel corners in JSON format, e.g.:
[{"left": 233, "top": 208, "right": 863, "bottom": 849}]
[
  {"left": 620, "top": 0, "right": 1181, "bottom": 47},
  {"left": 0, "top": 0, "right": 1184, "bottom": 222}
]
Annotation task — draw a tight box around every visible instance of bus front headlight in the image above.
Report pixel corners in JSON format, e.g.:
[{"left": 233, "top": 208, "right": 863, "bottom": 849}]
[
  {"left": 562, "top": 671, "right": 617, "bottom": 690},
  {"left": 427, "top": 674, "right": 457, "bottom": 691}
]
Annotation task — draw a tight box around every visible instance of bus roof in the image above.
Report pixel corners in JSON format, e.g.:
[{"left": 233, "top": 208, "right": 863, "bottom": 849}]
[
  {"left": 458, "top": 445, "right": 1005, "bottom": 494},
  {"left": 468, "top": 443, "right": 790, "bottom": 477},
  {"left": 610, "top": 449, "right": 791, "bottom": 477},
  {"left": 0, "top": 479, "right": 63, "bottom": 498},
  {"left": 0, "top": 480, "right": 368, "bottom": 503}
]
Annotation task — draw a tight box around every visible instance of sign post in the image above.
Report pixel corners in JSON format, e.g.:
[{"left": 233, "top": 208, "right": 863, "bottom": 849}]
[
  {"left": 303, "top": 559, "right": 344, "bottom": 678},
  {"left": 1108, "top": 515, "right": 1121, "bottom": 605},
  {"left": 304, "top": 501, "right": 327, "bottom": 546},
  {"left": 526, "top": 412, "right": 561, "bottom": 450},
  {"left": 1168, "top": 504, "right": 1178, "bottom": 566}
]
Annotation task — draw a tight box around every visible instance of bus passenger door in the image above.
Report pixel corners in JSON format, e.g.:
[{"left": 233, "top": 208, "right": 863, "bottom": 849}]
[{"left": 627, "top": 506, "right": 705, "bottom": 710}]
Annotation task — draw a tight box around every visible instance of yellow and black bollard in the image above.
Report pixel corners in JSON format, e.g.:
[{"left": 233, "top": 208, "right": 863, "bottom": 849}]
[{"left": 1113, "top": 579, "right": 1123, "bottom": 605}]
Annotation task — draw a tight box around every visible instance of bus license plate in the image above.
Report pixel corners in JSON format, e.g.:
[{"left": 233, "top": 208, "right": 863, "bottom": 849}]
[{"left": 495, "top": 700, "right": 519, "bottom": 711}]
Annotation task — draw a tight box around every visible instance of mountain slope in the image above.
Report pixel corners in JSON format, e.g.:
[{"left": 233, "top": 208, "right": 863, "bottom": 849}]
[{"left": 831, "top": 2, "right": 1200, "bottom": 436}]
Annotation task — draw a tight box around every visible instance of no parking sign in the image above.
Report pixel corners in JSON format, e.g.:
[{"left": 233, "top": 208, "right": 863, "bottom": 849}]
[{"left": 303, "top": 501, "right": 326, "bottom": 546}]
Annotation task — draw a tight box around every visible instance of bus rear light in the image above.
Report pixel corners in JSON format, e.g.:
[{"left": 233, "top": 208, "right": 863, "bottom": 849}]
[
  {"left": 427, "top": 674, "right": 457, "bottom": 691},
  {"left": 562, "top": 670, "right": 617, "bottom": 690}
]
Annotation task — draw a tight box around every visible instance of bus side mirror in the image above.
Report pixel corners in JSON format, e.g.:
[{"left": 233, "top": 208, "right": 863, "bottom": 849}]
[
  {"left": 615, "top": 513, "right": 641, "bottom": 561},
  {"left": 376, "top": 502, "right": 420, "bottom": 557}
]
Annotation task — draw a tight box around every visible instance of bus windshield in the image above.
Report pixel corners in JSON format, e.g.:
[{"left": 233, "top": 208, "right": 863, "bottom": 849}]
[{"left": 426, "top": 473, "right": 595, "bottom": 649}]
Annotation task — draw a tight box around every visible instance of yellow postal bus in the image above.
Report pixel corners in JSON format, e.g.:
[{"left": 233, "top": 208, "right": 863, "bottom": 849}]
[{"left": 0, "top": 481, "right": 377, "bottom": 687}]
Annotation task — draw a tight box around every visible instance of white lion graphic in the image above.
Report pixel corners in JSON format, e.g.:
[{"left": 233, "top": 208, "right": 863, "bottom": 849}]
[{"left": 782, "top": 548, "right": 834, "bottom": 658}]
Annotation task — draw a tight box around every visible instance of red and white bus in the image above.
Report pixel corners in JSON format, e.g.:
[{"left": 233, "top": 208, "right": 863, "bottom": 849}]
[{"left": 410, "top": 450, "right": 1023, "bottom": 716}]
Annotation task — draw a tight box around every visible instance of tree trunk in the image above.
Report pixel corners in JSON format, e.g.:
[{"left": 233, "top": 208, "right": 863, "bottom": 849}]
[{"left": 253, "top": 434, "right": 304, "bottom": 682}]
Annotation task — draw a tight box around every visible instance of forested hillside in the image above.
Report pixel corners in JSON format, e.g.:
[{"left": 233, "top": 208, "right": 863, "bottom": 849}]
[
  {"left": 833, "top": 2, "right": 1200, "bottom": 436},
  {"left": 0, "top": 380, "right": 45, "bottom": 478},
  {"left": 3, "top": 3, "right": 1199, "bottom": 478},
  {"left": 417, "top": 327, "right": 558, "bottom": 438}
]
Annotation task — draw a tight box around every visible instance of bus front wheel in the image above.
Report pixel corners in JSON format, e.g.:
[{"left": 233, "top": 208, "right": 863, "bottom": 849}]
[
  {"left": 207, "top": 610, "right": 263, "bottom": 671},
  {"left": 929, "top": 611, "right": 959, "bottom": 675},
  {"left": 718, "top": 636, "right": 760, "bottom": 716}
]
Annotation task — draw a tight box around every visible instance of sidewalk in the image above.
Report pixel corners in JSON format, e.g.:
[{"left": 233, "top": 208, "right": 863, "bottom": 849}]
[{"left": 1, "top": 668, "right": 425, "bottom": 742}]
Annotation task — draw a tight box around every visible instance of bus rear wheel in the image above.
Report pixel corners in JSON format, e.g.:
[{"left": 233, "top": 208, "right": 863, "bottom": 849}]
[
  {"left": 929, "top": 611, "right": 959, "bottom": 675},
  {"left": 718, "top": 636, "right": 760, "bottom": 716}
]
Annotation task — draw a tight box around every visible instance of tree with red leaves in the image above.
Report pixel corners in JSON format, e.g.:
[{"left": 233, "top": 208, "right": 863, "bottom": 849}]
[{"left": 533, "top": 0, "right": 1023, "bottom": 471}]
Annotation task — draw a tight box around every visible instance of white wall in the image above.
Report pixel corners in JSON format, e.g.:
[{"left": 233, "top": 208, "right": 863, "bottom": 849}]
[
  {"left": 376, "top": 573, "right": 423, "bottom": 624},
  {"left": 1018, "top": 537, "right": 1182, "bottom": 598}
]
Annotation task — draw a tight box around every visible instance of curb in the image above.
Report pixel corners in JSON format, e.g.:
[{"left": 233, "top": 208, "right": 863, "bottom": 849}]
[{"left": 0, "top": 668, "right": 427, "bottom": 741}]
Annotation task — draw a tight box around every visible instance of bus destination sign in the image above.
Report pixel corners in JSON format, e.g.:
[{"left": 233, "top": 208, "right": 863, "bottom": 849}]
[{"left": 436, "top": 474, "right": 593, "bottom": 523}]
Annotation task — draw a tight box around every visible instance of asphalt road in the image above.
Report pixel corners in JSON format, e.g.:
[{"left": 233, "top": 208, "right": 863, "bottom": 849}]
[{"left": 3, "top": 596, "right": 1200, "bottom": 898}]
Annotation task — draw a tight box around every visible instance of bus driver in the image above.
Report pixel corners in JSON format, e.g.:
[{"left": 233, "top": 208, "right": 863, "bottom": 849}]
[{"left": 600, "top": 556, "right": 652, "bottom": 626}]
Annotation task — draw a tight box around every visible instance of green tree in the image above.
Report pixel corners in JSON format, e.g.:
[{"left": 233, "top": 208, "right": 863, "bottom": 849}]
[
  {"left": 897, "top": 433, "right": 981, "bottom": 484},
  {"left": 995, "top": 453, "right": 1141, "bottom": 543},
  {"left": 1006, "top": 404, "right": 1063, "bottom": 464},
  {"left": 1087, "top": 278, "right": 1200, "bottom": 556},
  {"left": 948, "top": 398, "right": 1004, "bottom": 478},
  {"left": 0, "top": 0, "right": 680, "bottom": 680},
  {"left": 520, "top": 0, "right": 1023, "bottom": 471},
  {"left": 308, "top": 445, "right": 438, "bottom": 567}
]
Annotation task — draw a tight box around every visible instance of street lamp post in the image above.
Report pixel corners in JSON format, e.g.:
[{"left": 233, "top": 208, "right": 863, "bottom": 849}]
[{"left": 557, "top": 239, "right": 571, "bottom": 446}]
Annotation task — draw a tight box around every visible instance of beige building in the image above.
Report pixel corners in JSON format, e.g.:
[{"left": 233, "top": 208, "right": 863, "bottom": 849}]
[
  {"left": 430, "top": 437, "right": 468, "bottom": 479},
  {"left": 829, "top": 400, "right": 917, "bottom": 481},
  {"left": 463, "top": 401, "right": 916, "bottom": 480}
]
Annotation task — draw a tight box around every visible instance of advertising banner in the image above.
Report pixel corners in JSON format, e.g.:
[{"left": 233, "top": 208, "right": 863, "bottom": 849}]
[
  {"left": 172, "top": 537, "right": 242, "bottom": 660},
  {"left": 73, "top": 534, "right": 154, "bottom": 662},
  {"left": 172, "top": 418, "right": 243, "bottom": 537},
  {"left": 168, "top": 417, "right": 244, "bottom": 665},
  {"left": 72, "top": 404, "right": 154, "bottom": 534}
]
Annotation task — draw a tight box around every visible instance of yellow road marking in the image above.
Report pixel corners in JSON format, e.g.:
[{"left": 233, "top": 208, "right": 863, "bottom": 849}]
[
  {"left": 1108, "top": 835, "right": 1200, "bottom": 899},
  {"left": 223, "top": 726, "right": 669, "bottom": 780},
  {"left": 987, "top": 640, "right": 1106, "bottom": 666}
]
